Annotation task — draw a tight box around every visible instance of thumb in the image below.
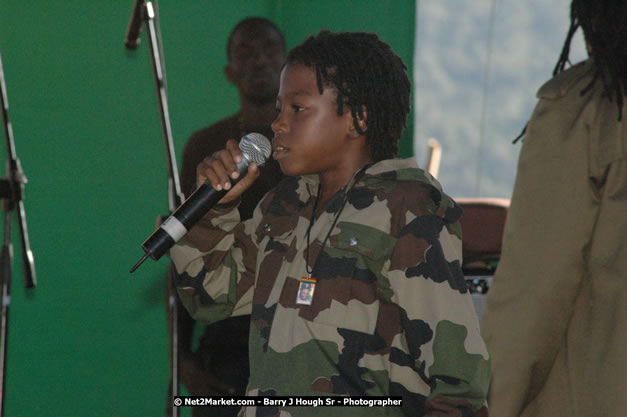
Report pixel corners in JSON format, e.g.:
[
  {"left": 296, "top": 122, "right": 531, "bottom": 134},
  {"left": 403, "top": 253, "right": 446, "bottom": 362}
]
[{"left": 229, "top": 162, "right": 260, "bottom": 197}]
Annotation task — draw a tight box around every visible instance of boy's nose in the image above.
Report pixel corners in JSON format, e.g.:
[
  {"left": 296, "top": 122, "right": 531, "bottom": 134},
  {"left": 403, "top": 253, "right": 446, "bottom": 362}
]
[{"left": 271, "top": 114, "right": 287, "bottom": 134}]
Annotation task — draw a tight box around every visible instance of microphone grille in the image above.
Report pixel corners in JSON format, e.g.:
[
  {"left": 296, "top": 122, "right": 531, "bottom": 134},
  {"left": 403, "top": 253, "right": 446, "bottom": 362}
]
[{"left": 239, "top": 133, "right": 272, "bottom": 165}]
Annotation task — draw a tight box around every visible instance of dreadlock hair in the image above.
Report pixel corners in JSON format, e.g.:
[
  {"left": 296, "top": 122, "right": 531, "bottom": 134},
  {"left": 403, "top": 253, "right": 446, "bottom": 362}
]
[
  {"left": 226, "top": 17, "right": 286, "bottom": 62},
  {"left": 285, "top": 30, "right": 411, "bottom": 161},
  {"left": 553, "top": 0, "right": 627, "bottom": 120}
]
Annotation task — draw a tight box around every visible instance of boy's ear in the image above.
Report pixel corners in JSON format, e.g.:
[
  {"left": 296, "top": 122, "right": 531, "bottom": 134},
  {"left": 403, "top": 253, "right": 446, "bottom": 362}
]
[{"left": 348, "top": 106, "right": 368, "bottom": 138}]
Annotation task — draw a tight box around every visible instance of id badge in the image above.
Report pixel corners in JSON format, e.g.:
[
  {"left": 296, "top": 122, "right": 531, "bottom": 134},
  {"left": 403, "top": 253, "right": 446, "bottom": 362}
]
[{"left": 296, "top": 276, "right": 317, "bottom": 305}]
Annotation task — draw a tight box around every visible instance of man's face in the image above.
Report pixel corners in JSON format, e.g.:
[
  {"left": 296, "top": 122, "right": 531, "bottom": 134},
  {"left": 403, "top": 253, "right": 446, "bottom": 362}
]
[{"left": 226, "top": 23, "right": 285, "bottom": 105}]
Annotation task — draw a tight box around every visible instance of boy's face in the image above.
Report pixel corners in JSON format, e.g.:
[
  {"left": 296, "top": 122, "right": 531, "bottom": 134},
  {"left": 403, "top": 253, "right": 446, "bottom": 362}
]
[{"left": 271, "top": 63, "right": 356, "bottom": 178}]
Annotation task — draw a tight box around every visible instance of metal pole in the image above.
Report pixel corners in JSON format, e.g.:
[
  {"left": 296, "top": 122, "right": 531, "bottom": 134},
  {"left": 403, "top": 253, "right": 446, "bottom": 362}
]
[{"left": 0, "top": 51, "right": 37, "bottom": 417}]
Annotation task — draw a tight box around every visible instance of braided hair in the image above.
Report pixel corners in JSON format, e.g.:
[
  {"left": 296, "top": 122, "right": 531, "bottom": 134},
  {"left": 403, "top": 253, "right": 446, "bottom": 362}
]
[
  {"left": 286, "top": 31, "right": 411, "bottom": 161},
  {"left": 554, "top": 0, "right": 627, "bottom": 120}
]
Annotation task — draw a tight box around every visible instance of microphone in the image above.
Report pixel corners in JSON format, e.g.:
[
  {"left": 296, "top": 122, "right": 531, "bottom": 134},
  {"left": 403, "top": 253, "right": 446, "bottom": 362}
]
[
  {"left": 124, "top": 0, "right": 145, "bottom": 50},
  {"left": 130, "top": 133, "right": 272, "bottom": 273}
]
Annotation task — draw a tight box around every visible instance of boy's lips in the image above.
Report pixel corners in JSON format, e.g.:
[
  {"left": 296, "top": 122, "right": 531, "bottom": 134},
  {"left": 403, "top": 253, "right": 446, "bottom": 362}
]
[
  {"left": 272, "top": 139, "right": 289, "bottom": 160},
  {"left": 272, "top": 144, "right": 289, "bottom": 160}
]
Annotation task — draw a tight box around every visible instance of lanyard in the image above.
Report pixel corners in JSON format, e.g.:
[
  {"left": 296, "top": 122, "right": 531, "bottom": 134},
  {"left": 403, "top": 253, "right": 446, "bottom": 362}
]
[{"left": 304, "top": 164, "right": 371, "bottom": 276}]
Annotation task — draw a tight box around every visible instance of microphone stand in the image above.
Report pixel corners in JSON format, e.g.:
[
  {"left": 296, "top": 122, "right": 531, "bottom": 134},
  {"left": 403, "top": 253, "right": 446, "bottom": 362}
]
[
  {"left": 124, "top": 2, "right": 183, "bottom": 416},
  {"left": 0, "top": 52, "right": 37, "bottom": 417}
]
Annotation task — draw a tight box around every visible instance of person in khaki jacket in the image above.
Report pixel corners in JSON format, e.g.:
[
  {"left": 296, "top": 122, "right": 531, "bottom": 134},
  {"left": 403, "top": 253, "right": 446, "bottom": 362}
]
[{"left": 482, "top": 1, "right": 626, "bottom": 416}]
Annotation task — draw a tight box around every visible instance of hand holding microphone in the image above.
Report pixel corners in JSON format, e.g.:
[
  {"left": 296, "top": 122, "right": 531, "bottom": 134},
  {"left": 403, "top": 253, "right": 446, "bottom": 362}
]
[
  {"left": 196, "top": 138, "right": 261, "bottom": 206},
  {"left": 130, "top": 133, "right": 271, "bottom": 273}
]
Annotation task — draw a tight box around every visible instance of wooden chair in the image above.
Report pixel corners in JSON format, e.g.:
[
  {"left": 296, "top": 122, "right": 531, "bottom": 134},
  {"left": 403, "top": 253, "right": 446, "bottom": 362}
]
[
  {"left": 456, "top": 198, "right": 509, "bottom": 322},
  {"left": 422, "top": 139, "right": 509, "bottom": 321}
]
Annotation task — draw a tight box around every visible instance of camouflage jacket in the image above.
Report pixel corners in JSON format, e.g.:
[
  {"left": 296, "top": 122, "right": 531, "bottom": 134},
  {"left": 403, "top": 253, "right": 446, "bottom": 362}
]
[{"left": 171, "top": 158, "right": 490, "bottom": 417}]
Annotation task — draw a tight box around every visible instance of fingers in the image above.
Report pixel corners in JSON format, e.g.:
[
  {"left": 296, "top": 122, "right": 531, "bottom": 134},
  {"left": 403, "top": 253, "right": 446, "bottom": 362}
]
[
  {"left": 195, "top": 139, "right": 259, "bottom": 204},
  {"left": 179, "top": 356, "right": 236, "bottom": 395},
  {"left": 195, "top": 368, "right": 236, "bottom": 395},
  {"left": 196, "top": 139, "right": 241, "bottom": 190},
  {"left": 228, "top": 161, "right": 260, "bottom": 195},
  {"left": 208, "top": 378, "right": 237, "bottom": 396}
]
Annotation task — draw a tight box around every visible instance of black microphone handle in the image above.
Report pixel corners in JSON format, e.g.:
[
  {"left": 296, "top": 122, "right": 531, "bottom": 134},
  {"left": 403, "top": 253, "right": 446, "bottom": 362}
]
[{"left": 139, "top": 155, "right": 250, "bottom": 262}]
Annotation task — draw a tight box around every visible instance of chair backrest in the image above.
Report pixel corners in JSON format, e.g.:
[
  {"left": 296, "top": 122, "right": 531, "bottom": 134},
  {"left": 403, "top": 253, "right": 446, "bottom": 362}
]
[
  {"left": 456, "top": 197, "right": 509, "bottom": 276},
  {"left": 456, "top": 198, "right": 509, "bottom": 322}
]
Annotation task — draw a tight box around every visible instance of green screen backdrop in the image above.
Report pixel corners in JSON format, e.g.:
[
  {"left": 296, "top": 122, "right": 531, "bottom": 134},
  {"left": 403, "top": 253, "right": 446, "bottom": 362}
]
[{"left": 0, "top": 1, "right": 414, "bottom": 415}]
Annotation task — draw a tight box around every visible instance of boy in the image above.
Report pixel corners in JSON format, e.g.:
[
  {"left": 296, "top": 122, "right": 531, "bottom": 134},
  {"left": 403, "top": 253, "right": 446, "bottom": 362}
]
[{"left": 172, "top": 31, "right": 489, "bottom": 417}]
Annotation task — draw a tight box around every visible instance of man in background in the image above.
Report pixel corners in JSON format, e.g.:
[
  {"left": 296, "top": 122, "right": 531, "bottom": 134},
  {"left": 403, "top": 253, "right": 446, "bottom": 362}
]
[{"left": 174, "top": 17, "right": 285, "bottom": 417}]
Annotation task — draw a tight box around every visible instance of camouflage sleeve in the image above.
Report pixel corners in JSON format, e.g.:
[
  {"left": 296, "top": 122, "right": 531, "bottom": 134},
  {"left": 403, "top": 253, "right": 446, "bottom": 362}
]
[
  {"left": 169, "top": 203, "right": 258, "bottom": 325},
  {"left": 387, "top": 199, "right": 490, "bottom": 416}
]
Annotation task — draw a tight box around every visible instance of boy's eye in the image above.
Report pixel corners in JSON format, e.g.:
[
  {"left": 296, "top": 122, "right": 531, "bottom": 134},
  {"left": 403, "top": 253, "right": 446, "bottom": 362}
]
[{"left": 292, "top": 105, "right": 304, "bottom": 112}]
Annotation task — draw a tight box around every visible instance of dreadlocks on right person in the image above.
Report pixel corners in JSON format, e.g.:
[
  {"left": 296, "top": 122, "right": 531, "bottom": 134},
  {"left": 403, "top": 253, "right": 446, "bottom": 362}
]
[{"left": 554, "top": 0, "right": 627, "bottom": 120}]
